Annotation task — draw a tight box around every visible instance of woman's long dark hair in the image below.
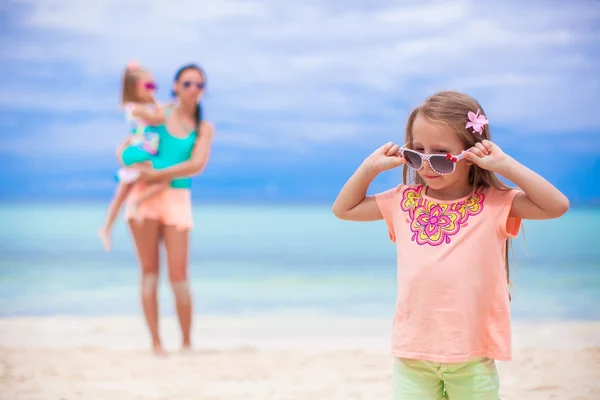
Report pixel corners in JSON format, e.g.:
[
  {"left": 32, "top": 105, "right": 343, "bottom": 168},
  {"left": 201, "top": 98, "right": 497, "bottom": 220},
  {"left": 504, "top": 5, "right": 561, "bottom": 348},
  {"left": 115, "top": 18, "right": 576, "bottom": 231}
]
[{"left": 173, "top": 64, "right": 206, "bottom": 130}]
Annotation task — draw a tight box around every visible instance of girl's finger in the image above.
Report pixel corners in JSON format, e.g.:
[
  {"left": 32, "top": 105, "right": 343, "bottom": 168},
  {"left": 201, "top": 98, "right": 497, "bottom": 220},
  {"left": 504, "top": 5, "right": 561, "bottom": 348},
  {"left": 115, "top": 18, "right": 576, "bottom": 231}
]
[
  {"left": 386, "top": 153, "right": 405, "bottom": 167},
  {"left": 474, "top": 142, "right": 488, "bottom": 155},
  {"left": 387, "top": 144, "right": 400, "bottom": 156},
  {"left": 469, "top": 147, "right": 485, "bottom": 158},
  {"left": 380, "top": 142, "right": 394, "bottom": 152},
  {"left": 462, "top": 151, "right": 482, "bottom": 165},
  {"left": 396, "top": 154, "right": 406, "bottom": 165},
  {"left": 481, "top": 140, "right": 493, "bottom": 152}
]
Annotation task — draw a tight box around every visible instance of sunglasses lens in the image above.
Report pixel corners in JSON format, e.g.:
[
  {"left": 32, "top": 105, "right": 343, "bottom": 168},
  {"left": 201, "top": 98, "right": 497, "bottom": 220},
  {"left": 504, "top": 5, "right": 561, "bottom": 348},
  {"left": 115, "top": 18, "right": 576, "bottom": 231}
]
[
  {"left": 182, "top": 81, "right": 204, "bottom": 89},
  {"left": 145, "top": 82, "right": 156, "bottom": 90},
  {"left": 429, "top": 156, "right": 455, "bottom": 174},
  {"left": 403, "top": 150, "right": 422, "bottom": 170}
]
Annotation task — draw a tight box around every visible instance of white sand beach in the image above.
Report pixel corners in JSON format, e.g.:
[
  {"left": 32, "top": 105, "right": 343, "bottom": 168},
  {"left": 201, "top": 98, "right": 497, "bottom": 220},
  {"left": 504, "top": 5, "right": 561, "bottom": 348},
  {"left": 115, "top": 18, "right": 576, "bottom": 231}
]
[{"left": 1, "top": 313, "right": 600, "bottom": 400}]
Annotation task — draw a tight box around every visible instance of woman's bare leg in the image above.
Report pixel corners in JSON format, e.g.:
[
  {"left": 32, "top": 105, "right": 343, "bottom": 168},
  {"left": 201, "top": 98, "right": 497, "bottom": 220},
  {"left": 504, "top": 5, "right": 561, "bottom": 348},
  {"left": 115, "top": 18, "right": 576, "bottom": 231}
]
[
  {"left": 99, "top": 182, "right": 132, "bottom": 251},
  {"left": 163, "top": 225, "right": 192, "bottom": 349},
  {"left": 128, "top": 218, "right": 165, "bottom": 356},
  {"left": 130, "top": 182, "right": 170, "bottom": 222}
]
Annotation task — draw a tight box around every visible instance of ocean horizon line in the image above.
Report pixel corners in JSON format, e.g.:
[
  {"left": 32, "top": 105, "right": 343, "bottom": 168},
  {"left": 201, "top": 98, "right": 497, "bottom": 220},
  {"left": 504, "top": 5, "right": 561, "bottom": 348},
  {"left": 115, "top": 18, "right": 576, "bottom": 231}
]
[
  {"left": 2, "top": 309, "right": 599, "bottom": 323},
  {"left": 1, "top": 197, "right": 599, "bottom": 209}
]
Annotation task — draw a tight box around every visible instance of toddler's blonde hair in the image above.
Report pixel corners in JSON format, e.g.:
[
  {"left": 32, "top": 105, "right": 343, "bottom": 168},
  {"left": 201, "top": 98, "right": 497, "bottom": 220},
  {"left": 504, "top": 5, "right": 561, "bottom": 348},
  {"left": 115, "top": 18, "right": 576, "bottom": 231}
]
[{"left": 121, "top": 65, "right": 148, "bottom": 105}]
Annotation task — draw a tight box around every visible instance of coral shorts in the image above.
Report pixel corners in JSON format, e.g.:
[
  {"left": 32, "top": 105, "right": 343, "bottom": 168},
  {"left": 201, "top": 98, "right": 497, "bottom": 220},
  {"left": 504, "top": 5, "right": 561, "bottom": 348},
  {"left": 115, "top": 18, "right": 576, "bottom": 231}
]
[{"left": 125, "top": 183, "right": 194, "bottom": 231}]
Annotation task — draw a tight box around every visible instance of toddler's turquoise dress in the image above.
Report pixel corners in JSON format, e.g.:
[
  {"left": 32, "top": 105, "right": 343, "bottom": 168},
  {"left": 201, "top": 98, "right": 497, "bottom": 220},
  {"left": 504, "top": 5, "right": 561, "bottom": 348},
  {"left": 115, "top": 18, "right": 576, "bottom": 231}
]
[{"left": 116, "top": 103, "right": 160, "bottom": 183}]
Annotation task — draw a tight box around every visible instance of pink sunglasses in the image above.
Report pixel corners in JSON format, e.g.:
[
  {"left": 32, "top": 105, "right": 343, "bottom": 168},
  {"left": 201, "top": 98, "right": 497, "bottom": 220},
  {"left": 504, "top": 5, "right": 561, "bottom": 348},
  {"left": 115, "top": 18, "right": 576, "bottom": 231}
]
[
  {"left": 138, "top": 81, "right": 157, "bottom": 91},
  {"left": 399, "top": 145, "right": 466, "bottom": 175}
]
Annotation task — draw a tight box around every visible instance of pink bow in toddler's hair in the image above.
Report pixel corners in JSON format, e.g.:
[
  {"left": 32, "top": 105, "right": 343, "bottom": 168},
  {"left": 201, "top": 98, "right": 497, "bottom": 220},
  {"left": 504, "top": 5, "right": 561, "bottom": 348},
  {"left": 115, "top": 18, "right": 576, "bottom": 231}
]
[
  {"left": 465, "top": 109, "right": 488, "bottom": 135},
  {"left": 126, "top": 60, "right": 140, "bottom": 70}
]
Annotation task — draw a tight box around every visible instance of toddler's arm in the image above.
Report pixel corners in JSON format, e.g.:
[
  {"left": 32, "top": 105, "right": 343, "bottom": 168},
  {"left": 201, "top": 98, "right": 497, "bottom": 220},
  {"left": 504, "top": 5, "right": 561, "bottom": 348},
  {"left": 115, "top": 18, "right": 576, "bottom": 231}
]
[
  {"left": 131, "top": 103, "right": 165, "bottom": 126},
  {"left": 332, "top": 142, "right": 405, "bottom": 221}
]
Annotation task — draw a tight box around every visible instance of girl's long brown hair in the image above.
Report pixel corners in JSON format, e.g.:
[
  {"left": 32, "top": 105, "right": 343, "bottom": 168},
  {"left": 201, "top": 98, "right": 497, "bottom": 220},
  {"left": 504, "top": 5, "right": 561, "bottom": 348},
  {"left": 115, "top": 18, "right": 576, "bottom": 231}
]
[{"left": 401, "top": 91, "right": 515, "bottom": 292}]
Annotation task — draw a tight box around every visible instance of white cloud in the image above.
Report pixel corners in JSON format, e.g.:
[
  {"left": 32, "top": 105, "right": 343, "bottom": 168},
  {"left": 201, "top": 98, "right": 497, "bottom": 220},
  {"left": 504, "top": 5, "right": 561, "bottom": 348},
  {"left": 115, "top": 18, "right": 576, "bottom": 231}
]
[
  {"left": 1, "top": 118, "right": 128, "bottom": 156},
  {"left": 2, "top": 0, "right": 599, "bottom": 156},
  {"left": 0, "top": 90, "right": 117, "bottom": 112}
]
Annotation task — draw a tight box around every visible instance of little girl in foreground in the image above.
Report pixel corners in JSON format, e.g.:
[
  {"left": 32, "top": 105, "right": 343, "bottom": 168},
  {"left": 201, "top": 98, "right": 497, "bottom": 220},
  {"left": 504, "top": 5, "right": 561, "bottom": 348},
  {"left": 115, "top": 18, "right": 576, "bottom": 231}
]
[
  {"left": 332, "top": 91, "right": 569, "bottom": 399},
  {"left": 98, "top": 61, "right": 169, "bottom": 251}
]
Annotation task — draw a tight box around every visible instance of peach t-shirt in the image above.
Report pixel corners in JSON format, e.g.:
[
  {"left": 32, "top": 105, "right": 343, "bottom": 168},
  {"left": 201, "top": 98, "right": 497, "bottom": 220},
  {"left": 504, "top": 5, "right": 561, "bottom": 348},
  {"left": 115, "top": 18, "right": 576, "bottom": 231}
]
[{"left": 375, "top": 184, "right": 522, "bottom": 363}]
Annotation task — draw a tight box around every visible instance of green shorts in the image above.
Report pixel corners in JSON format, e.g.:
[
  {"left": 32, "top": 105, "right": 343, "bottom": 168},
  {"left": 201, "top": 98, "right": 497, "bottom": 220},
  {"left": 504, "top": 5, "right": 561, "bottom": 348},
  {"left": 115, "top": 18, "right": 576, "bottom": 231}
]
[{"left": 393, "top": 357, "right": 499, "bottom": 400}]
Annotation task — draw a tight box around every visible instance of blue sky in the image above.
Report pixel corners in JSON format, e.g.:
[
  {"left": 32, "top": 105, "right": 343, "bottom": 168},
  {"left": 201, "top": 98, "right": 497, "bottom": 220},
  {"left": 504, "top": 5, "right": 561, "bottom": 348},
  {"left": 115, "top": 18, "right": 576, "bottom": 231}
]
[{"left": 0, "top": 0, "right": 599, "bottom": 204}]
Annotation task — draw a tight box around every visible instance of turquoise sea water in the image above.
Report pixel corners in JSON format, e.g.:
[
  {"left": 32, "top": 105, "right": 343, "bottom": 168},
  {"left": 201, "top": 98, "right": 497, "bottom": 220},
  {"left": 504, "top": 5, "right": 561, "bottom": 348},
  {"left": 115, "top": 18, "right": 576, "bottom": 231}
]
[{"left": 0, "top": 203, "right": 598, "bottom": 320}]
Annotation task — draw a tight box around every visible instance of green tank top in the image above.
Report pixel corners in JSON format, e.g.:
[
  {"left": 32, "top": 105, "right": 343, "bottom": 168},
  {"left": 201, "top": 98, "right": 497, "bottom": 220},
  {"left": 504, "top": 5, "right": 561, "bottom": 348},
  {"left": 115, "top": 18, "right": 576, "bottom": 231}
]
[{"left": 151, "top": 124, "right": 197, "bottom": 189}]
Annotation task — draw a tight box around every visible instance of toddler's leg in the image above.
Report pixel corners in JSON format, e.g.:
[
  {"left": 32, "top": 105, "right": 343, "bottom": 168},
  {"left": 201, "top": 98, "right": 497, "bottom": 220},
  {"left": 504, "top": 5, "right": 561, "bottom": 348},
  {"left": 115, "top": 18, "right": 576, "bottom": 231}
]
[
  {"left": 393, "top": 358, "right": 445, "bottom": 400},
  {"left": 441, "top": 357, "right": 499, "bottom": 400},
  {"left": 130, "top": 181, "right": 170, "bottom": 223},
  {"left": 99, "top": 182, "right": 132, "bottom": 251}
]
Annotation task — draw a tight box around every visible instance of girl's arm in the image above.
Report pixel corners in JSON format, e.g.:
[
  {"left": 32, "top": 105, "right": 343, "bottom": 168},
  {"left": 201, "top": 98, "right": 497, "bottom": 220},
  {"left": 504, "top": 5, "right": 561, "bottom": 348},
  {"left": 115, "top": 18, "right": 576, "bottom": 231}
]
[
  {"left": 140, "top": 122, "right": 215, "bottom": 182},
  {"left": 332, "top": 142, "right": 405, "bottom": 221},
  {"left": 131, "top": 103, "right": 165, "bottom": 125},
  {"left": 332, "top": 164, "right": 383, "bottom": 221},
  {"left": 465, "top": 140, "right": 569, "bottom": 220},
  {"left": 498, "top": 158, "right": 570, "bottom": 220}
]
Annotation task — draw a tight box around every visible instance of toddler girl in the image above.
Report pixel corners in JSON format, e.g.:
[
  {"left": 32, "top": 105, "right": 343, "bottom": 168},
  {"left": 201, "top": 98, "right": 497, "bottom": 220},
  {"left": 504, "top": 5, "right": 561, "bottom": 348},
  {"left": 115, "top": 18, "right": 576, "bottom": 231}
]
[{"left": 98, "top": 61, "right": 169, "bottom": 251}]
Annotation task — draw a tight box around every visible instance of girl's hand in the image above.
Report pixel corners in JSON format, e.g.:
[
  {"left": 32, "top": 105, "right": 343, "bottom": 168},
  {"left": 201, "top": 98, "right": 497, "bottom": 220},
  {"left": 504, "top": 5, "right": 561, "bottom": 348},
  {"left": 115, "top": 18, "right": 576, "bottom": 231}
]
[
  {"left": 364, "top": 142, "right": 406, "bottom": 173},
  {"left": 462, "top": 140, "right": 511, "bottom": 173}
]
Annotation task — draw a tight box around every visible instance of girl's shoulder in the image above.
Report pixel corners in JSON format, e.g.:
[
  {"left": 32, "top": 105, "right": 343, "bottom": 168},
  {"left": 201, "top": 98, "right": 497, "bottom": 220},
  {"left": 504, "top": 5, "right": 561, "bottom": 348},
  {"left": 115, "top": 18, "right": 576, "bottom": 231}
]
[
  {"left": 381, "top": 183, "right": 417, "bottom": 198},
  {"left": 122, "top": 102, "right": 138, "bottom": 112},
  {"left": 122, "top": 101, "right": 149, "bottom": 117},
  {"left": 403, "top": 183, "right": 420, "bottom": 190},
  {"left": 477, "top": 184, "right": 520, "bottom": 197},
  {"left": 398, "top": 184, "right": 422, "bottom": 196},
  {"left": 477, "top": 185, "right": 522, "bottom": 207},
  {"left": 122, "top": 102, "right": 139, "bottom": 122},
  {"left": 124, "top": 101, "right": 164, "bottom": 111}
]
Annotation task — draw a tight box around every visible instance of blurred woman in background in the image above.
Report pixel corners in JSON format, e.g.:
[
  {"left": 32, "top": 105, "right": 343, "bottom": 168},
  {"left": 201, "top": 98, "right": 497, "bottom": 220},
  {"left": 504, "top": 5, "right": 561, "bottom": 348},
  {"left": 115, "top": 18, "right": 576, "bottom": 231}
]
[{"left": 117, "top": 63, "right": 214, "bottom": 356}]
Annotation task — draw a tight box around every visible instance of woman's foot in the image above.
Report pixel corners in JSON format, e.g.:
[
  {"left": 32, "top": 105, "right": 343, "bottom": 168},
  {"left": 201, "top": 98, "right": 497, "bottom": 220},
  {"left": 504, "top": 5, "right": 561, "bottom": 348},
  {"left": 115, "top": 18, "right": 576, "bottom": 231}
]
[
  {"left": 152, "top": 344, "right": 167, "bottom": 358},
  {"left": 98, "top": 228, "right": 111, "bottom": 252}
]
